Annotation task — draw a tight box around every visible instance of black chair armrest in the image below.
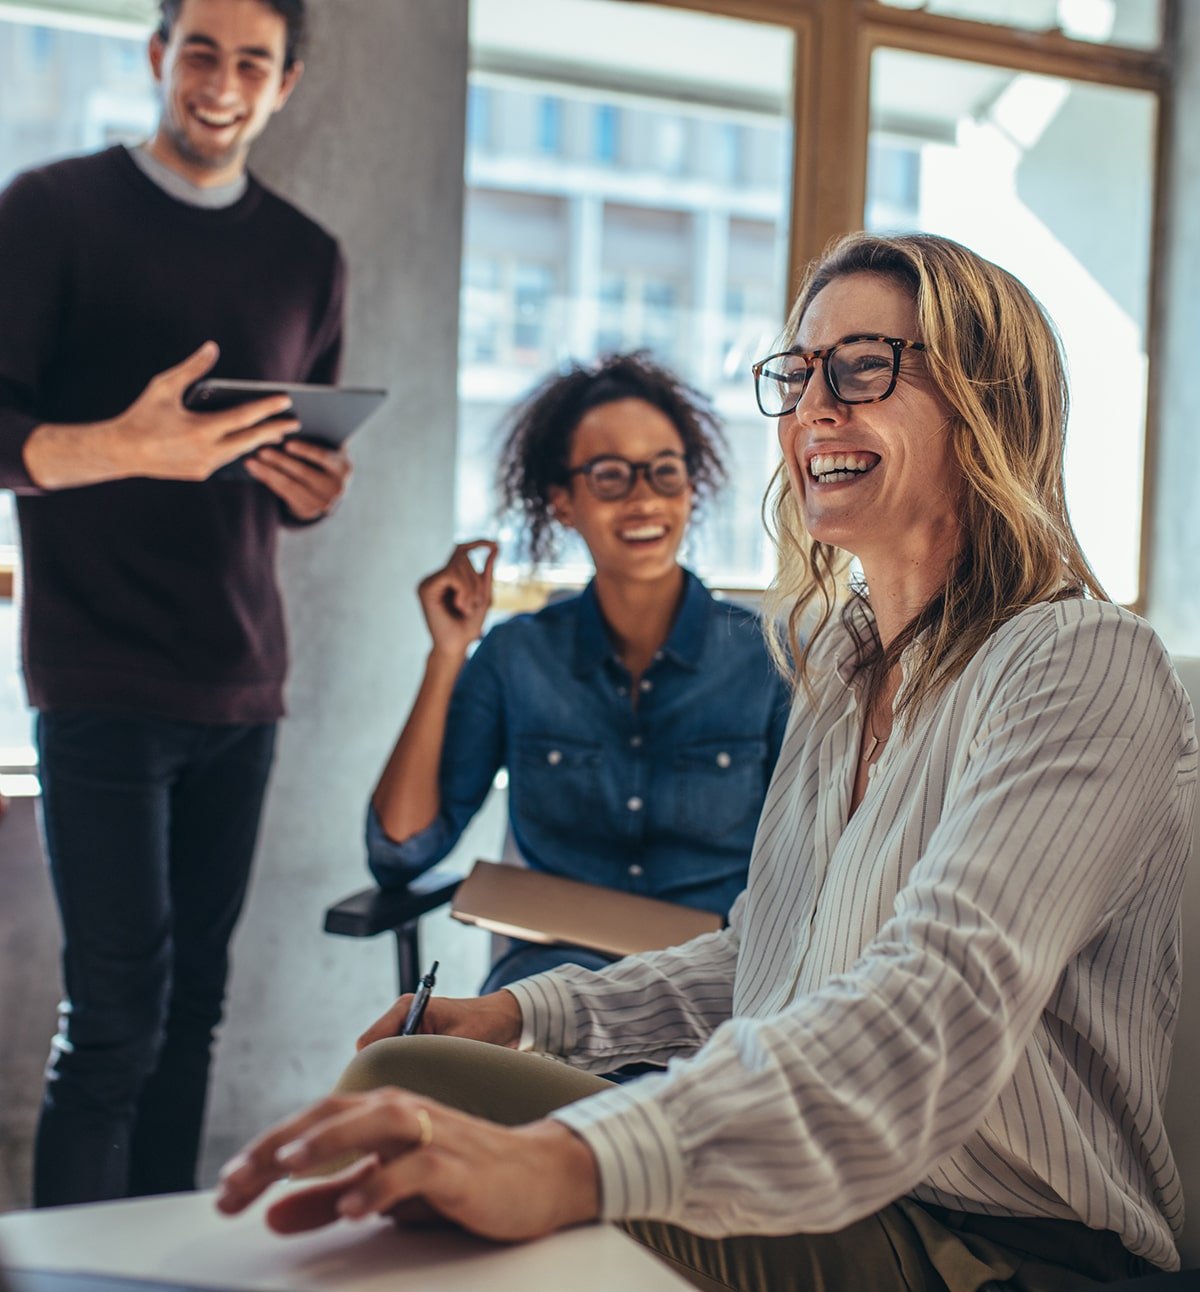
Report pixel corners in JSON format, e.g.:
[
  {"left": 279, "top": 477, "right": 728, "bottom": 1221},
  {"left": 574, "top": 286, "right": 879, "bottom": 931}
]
[
  {"left": 323, "top": 872, "right": 463, "bottom": 995},
  {"left": 323, "top": 872, "right": 462, "bottom": 938}
]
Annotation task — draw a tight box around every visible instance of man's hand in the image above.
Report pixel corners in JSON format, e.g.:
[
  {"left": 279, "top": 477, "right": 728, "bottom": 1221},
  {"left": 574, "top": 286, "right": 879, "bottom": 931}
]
[
  {"left": 356, "top": 990, "right": 523, "bottom": 1052},
  {"left": 22, "top": 341, "right": 301, "bottom": 490},
  {"left": 244, "top": 439, "right": 352, "bottom": 521},
  {"left": 215, "top": 1089, "right": 601, "bottom": 1242}
]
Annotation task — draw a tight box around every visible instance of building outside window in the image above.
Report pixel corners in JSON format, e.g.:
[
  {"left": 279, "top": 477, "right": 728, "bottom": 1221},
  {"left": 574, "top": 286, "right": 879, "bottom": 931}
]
[
  {"left": 459, "top": 0, "right": 796, "bottom": 588},
  {"left": 467, "top": 83, "right": 493, "bottom": 152},
  {"left": 592, "top": 103, "right": 620, "bottom": 165},
  {"left": 536, "top": 95, "right": 562, "bottom": 154}
]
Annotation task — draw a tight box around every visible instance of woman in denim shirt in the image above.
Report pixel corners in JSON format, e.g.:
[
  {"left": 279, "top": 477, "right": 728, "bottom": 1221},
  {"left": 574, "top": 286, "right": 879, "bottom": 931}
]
[{"left": 367, "top": 353, "right": 790, "bottom": 991}]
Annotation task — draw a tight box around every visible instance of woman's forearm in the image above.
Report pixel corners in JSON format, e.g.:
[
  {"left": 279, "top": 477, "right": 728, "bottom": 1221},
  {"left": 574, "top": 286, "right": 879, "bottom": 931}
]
[{"left": 371, "top": 648, "right": 468, "bottom": 843}]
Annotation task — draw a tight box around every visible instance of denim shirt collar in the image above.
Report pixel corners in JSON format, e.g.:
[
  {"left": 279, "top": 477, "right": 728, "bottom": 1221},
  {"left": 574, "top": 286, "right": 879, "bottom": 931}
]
[{"left": 572, "top": 568, "right": 712, "bottom": 677}]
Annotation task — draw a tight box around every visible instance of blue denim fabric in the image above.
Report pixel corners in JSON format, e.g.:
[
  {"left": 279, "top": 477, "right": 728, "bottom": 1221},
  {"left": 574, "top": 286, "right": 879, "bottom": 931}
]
[{"left": 367, "top": 571, "right": 791, "bottom": 918}]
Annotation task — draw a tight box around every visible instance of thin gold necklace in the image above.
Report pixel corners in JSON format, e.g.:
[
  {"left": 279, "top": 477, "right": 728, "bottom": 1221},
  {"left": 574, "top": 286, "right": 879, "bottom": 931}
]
[{"left": 862, "top": 712, "right": 890, "bottom": 762}]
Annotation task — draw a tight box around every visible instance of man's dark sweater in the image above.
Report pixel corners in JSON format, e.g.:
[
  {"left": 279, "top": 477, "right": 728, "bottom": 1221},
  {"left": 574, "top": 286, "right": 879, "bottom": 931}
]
[{"left": 0, "top": 145, "right": 345, "bottom": 723}]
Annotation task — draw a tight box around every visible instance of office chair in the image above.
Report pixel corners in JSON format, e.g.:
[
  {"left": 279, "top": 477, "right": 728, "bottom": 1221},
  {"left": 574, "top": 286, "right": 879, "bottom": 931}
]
[{"left": 324, "top": 868, "right": 463, "bottom": 996}]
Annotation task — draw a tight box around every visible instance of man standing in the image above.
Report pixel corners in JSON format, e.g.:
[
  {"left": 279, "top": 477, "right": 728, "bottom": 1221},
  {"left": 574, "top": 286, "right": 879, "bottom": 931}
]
[{"left": 0, "top": 0, "right": 350, "bottom": 1205}]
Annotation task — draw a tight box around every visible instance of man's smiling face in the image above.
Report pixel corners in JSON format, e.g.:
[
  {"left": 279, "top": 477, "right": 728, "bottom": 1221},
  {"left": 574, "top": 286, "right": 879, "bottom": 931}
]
[{"left": 149, "top": 0, "right": 301, "bottom": 187}]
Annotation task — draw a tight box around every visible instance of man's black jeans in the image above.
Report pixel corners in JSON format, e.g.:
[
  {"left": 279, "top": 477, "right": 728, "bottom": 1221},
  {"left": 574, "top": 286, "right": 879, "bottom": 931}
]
[{"left": 32, "top": 711, "right": 276, "bottom": 1207}]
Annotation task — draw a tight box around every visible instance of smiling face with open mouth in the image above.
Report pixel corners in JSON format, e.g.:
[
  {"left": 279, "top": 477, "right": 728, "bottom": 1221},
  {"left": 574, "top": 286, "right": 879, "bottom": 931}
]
[
  {"left": 549, "top": 397, "right": 693, "bottom": 590},
  {"left": 148, "top": 0, "right": 301, "bottom": 188},
  {"left": 780, "top": 271, "right": 962, "bottom": 582}
]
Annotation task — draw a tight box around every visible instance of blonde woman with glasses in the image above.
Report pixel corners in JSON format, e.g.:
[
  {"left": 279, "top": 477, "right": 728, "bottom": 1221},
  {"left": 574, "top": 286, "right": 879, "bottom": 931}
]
[{"left": 219, "top": 233, "right": 1196, "bottom": 1292}]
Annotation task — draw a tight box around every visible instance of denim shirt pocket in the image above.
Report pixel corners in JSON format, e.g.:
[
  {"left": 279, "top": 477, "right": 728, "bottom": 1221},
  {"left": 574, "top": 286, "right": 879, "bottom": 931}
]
[
  {"left": 512, "top": 734, "right": 607, "bottom": 836},
  {"left": 673, "top": 736, "right": 768, "bottom": 841}
]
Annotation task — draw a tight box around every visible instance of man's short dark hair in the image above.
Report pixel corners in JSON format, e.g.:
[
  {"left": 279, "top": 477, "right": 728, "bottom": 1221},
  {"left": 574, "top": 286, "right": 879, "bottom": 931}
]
[{"left": 157, "top": 0, "right": 307, "bottom": 69}]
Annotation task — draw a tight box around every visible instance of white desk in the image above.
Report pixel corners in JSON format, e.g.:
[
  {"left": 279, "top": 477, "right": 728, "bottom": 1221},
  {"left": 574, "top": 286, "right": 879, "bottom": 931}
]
[{"left": 0, "top": 1190, "right": 691, "bottom": 1291}]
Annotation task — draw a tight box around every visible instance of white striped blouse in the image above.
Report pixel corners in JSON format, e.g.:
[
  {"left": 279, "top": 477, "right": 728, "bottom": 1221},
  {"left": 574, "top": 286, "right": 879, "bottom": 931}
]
[{"left": 507, "top": 598, "right": 1198, "bottom": 1270}]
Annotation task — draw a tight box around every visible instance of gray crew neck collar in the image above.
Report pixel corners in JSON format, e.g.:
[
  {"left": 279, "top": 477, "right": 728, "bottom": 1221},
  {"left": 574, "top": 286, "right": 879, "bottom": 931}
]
[{"left": 128, "top": 143, "right": 248, "bottom": 209}]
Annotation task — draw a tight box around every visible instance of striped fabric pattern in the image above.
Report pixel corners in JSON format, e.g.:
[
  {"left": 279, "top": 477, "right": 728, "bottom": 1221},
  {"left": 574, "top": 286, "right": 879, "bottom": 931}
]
[{"left": 508, "top": 599, "right": 1198, "bottom": 1270}]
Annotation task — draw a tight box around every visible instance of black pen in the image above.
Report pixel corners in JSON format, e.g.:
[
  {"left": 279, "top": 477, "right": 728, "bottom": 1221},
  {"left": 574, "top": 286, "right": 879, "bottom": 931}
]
[{"left": 401, "top": 960, "right": 439, "bottom": 1035}]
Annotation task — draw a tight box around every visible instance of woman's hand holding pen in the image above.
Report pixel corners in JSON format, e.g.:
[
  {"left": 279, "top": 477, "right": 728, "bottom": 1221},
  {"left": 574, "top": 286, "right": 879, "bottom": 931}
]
[
  {"left": 418, "top": 539, "right": 498, "bottom": 659},
  {"left": 356, "top": 990, "right": 523, "bottom": 1052}
]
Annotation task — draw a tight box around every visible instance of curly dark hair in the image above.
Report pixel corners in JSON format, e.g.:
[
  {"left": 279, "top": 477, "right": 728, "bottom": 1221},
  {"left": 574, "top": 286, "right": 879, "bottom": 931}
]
[
  {"left": 496, "top": 352, "right": 728, "bottom": 566},
  {"left": 157, "top": 0, "right": 307, "bottom": 68}
]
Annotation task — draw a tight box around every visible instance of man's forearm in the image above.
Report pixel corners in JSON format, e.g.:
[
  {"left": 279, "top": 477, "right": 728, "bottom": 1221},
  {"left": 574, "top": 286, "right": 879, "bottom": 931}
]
[
  {"left": 22, "top": 418, "right": 127, "bottom": 490},
  {"left": 17, "top": 343, "right": 300, "bottom": 492}
]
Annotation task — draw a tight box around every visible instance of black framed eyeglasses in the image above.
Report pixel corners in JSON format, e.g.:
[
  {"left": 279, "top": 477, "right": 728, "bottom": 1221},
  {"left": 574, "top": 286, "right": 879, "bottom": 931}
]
[
  {"left": 751, "top": 335, "right": 926, "bottom": 416},
  {"left": 565, "top": 451, "right": 691, "bottom": 501}
]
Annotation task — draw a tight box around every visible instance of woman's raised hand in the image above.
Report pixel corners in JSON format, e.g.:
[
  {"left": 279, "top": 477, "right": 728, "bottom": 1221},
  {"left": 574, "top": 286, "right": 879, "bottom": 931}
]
[
  {"left": 355, "top": 990, "right": 524, "bottom": 1052},
  {"left": 417, "top": 540, "right": 498, "bottom": 657}
]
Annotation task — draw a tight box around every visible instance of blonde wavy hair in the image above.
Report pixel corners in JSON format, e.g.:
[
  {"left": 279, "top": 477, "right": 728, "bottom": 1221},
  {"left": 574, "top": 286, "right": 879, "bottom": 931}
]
[{"left": 763, "top": 231, "right": 1106, "bottom": 719}]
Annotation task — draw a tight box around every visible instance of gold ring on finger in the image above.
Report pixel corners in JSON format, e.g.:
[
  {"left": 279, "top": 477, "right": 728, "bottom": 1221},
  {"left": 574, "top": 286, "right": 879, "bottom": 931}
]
[{"left": 414, "top": 1107, "right": 434, "bottom": 1150}]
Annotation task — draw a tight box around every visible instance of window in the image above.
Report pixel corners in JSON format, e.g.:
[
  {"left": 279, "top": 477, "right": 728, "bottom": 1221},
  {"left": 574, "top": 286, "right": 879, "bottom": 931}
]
[
  {"left": 866, "top": 137, "right": 921, "bottom": 230},
  {"left": 461, "top": 0, "right": 796, "bottom": 589},
  {"left": 460, "top": 257, "right": 504, "bottom": 364},
  {"left": 536, "top": 96, "right": 563, "bottom": 155},
  {"left": 454, "top": 0, "right": 1168, "bottom": 605},
  {"left": 28, "top": 24, "right": 53, "bottom": 65},
  {"left": 867, "top": 47, "right": 1157, "bottom": 604},
  {"left": 512, "top": 262, "right": 557, "bottom": 354},
  {"left": 877, "top": 0, "right": 1162, "bottom": 49},
  {"left": 467, "top": 84, "right": 493, "bottom": 152},
  {"left": 596, "top": 272, "right": 629, "bottom": 355},
  {"left": 593, "top": 104, "right": 619, "bottom": 164}
]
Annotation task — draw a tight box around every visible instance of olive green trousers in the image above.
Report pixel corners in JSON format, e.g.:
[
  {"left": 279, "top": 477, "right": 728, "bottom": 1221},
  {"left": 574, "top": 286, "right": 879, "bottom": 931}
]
[{"left": 338, "top": 1037, "right": 1157, "bottom": 1292}]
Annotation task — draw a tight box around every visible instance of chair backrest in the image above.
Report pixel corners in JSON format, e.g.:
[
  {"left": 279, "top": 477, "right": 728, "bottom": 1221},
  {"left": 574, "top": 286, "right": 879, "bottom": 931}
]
[{"left": 1163, "top": 656, "right": 1200, "bottom": 1265}]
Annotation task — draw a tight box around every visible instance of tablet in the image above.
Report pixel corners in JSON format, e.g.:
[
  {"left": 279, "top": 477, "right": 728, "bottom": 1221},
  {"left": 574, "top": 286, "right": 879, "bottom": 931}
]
[{"left": 183, "top": 379, "right": 386, "bottom": 481}]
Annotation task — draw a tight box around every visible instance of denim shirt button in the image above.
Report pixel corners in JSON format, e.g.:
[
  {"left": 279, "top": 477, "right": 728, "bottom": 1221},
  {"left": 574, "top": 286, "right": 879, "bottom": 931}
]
[
  {"left": 628, "top": 863, "right": 644, "bottom": 877},
  {"left": 654, "top": 651, "right": 664, "bottom": 661},
  {"left": 546, "top": 749, "right": 562, "bottom": 766},
  {"left": 716, "top": 751, "right": 732, "bottom": 769},
  {"left": 630, "top": 734, "right": 643, "bottom": 749},
  {"left": 616, "top": 686, "right": 627, "bottom": 697},
  {"left": 640, "top": 679, "right": 653, "bottom": 693},
  {"left": 627, "top": 796, "right": 644, "bottom": 812}
]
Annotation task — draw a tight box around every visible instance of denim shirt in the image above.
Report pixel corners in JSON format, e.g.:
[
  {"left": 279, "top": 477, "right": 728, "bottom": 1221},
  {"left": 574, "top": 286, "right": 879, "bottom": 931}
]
[{"left": 366, "top": 570, "right": 791, "bottom": 917}]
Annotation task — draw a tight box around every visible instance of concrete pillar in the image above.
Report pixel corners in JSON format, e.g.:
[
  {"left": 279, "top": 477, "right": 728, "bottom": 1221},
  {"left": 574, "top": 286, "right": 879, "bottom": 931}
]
[
  {"left": 199, "top": 0, "right": 474, "bottom": 1178},
  {"left": 693, "top": 206, "right": 729, "bottom": 389},
  {"left": 1145, "top": 1, "right": 1200, "bottom": 651},
  {"left": 567, "top": 192, "right": 603, "bottom": 357}
]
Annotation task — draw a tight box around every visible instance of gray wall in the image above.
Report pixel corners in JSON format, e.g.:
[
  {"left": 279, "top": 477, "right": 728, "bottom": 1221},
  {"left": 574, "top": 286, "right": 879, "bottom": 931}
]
[{"left": 1146, "top": 0, "right": 1200, "bottom": 653}]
